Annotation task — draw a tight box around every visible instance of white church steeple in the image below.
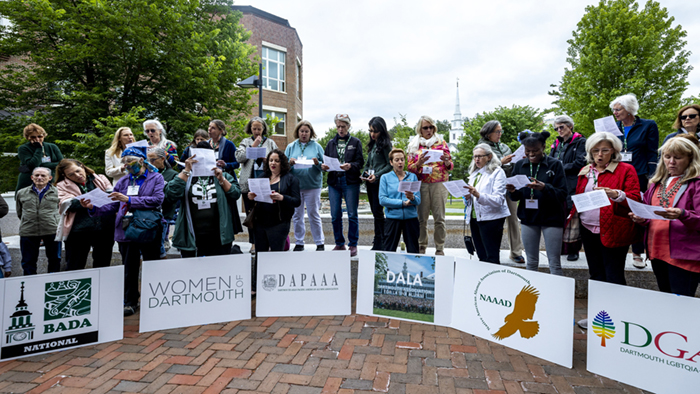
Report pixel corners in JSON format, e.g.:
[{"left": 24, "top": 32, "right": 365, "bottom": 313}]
[{"left": 448, "top": 78, "right": 464, "bottom": 152}]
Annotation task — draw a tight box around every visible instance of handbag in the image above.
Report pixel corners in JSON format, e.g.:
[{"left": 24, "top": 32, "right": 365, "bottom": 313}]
[
  {"left": 463, "top": 214, "right": 476, "bottom": 256},
  {"left": 561, "top": 211, "right": 582, "bottom": 255},
  {"left": 243, "top": 204, "right": 256, "bottom": 229},
  {"left": 123, "top": 209, "right": 163, "bottom": 243}
]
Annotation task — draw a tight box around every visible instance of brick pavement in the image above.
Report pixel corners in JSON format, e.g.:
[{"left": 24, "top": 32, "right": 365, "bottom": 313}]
[{"left": 0, "top": 299, "right": 650, "bottom": 394}]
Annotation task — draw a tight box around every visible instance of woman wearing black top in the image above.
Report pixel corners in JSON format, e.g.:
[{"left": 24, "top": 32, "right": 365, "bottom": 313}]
[
  {"left": 506, "top": 131, "right": 568, "bottom": 276},
  {"left": 363, "top": 117, "right": 392, "bottom": 250}
]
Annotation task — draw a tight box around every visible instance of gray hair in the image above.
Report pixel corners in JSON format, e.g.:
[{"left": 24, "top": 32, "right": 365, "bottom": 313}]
[
  {"left": 32, "top": 167, "right": 51, "bottom": 176},
  {"left": 553, "top": 115, "right": 574, "bottom": 129},
  {"left": 143, "top": 119, "right": 167, "bottom": 140},
  {"left": 610, "top": 94, "right": 639, "bottom": 116},
  {"left": 479, "top": 120, "right": 501, "bottom": 139},
  {"left": 469, "top": 143, "right": 502, "bottom": 173},
  {"left": 244, "top": 117, "right": 268, "bottom": 136},
  {"left": 121, "top": 155, "right": 145, "bottom": 164},
  {"left": 585, "top": 132, "right": 623, "bottom": 164}
]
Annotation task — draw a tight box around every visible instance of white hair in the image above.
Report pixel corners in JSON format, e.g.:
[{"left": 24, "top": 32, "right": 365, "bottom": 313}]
[
  {"left": 143, "top": 119, "right": 167, "bottom": 140},
  {"left": 610, "top": 94, "right": 639, "bottom": 116},
  {"left": 585, "top": 132, "right": 623, "bottom": 164},
  {"left": 32, "top": 167, "right": 51, "bottom": 176},
  {"left": 553, "top": 115, "right": 574, "bottom": 128},
  {"left": 469, "top": 143, "right": 502, "bottom": 173}
]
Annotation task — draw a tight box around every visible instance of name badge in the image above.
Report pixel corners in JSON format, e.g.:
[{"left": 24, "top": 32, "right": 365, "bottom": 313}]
[
  {"left": 41, "top": 156, "right": 51, "bottom": 163},
  {"left": 368, "top": 169, "right": 375, "bottom": 176},
  {"left": 621, "top": 152, "right": 633, "bottom": 162},
  {"left": 127, "top": 185, "right": 140, "bottom": 196},
  {"left": 196, "top": 200, "right": 212, "bottom": 210},
  {"left": 422, "top": 166, "right": 433, "bottom": 174},
  {"left": 526, "top": 199, "right": 539, "bottom": 209}
]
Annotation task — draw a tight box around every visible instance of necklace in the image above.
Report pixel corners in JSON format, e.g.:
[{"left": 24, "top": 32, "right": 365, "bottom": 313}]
[{"left": 657, "top": 178, "right": 682, "bottom": 208}]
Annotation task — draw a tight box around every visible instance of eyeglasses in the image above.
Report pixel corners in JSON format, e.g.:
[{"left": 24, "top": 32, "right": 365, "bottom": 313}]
[
  {"left": 612, "top": 108, "right": 624, "bottom": 113},
  {"left": 145, "top": 129, "right": 158, "bottom": 134},
  {"left": 473, "top": 154, "right": 490, "bottom": 159},
  {"left": 592, "top": 149, "right": 613, "bottom": 155},
  {"left": 421, "top": 125, "right": 435, "bottom": 131},
  {"left": 553, "top": 126, "right": 567, "bottom": 132},
  {"left": 680, "top": 114, "right": 698, "bottom": 120}
]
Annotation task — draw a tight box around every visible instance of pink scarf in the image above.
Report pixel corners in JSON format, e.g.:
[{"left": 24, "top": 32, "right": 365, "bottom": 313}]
[{"left": 56, "top": 174, "right": 112, "bottom": 241}]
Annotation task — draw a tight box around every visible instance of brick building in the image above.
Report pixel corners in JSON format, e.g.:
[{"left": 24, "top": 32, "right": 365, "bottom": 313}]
[{"left": 232, "top": 5, "right": 303, "bottom": 150}]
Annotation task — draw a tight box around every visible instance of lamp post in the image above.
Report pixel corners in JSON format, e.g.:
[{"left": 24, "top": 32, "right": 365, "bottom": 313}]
[{"left": 237, "top": 63, "right": 263, "bottom": 118}]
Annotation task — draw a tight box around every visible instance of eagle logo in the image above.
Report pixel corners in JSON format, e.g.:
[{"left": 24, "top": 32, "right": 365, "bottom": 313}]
[{"left": 492, "top": 285, "right": 540, "bottom": 340}]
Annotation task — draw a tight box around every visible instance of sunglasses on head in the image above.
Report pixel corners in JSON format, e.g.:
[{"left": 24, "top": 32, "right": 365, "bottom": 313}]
[{"left": 680, "top": 114, "right": 698, "bottom": 120}]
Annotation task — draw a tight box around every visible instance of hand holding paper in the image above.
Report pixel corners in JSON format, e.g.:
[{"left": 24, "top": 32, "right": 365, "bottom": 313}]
[
  {"left": 627, "top": 199, "right": 671, "bottom": 221},
  {"left": 443, "top": 180, "right": 469, "bottom": 197},
  {"left": 423, "top": 150, "right": 444, "bottom": 164},
  {"left": 506, "top": 175, "right": 532, "bottom": 189},
  {"left": 322, "top": 155, "right": 344, "bottom": 171},
  {"left": 77, "top": 188, "right": 113, "bottom": 207},
  {"left": 398, "top": 181, "right": 421, "bottom": 193},
  {"left": 593, "top": 116, "right": 622, "bottom": 137},
  {"left": 510, "top": 145, "right": 526, "bottom": 161},
  {"left": 246, "top": 147, "right": 267, "bottom": 160},
  {"left": 248, "top": 178, "right": 274, "bottom": 203},
  {"left": 571, "top": 190, "right": 611, "bottom": 213},
  {"left": 189, "top": 148, "right": 217, "bottom": 177}
]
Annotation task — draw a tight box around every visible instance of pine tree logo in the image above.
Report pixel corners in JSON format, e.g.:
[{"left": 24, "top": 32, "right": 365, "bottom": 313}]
[{"left": 592, "top": 310, "right": 615, "bottom": 347}]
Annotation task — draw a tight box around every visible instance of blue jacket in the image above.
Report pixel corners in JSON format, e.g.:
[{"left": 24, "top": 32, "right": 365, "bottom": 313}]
[
  {"left": 616, "top": 116, "right": 659, "bottom": 176},
  {"left": 214, "top": 137, "right": 240, "bottom": 173},
  {"left": 285, "top": 139, "right": 325, "bottom": 190},
  {"left": 662, "top": 129, "right": 692, "bottom": 146},
  {"left": 379, "top": 171, "right": 421, "bottom": 220}
]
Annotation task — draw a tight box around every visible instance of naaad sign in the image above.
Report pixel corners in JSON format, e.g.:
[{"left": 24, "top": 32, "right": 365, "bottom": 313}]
[
  {"left": 450, "top": 258, "right": 575, "bottom": 368},
  {"left": 587, "top": 280, "right": 700, "bottom": 394},
  {"left": 256, "top": 251, "right": 351, "bottom": 317},
  {"left": 139, "top": 255, "right": 251, "bottom": 333},
  {"left": 356, "top": 251, "right": 454, "bottom": 326},
  {"left": 1, "top": 266, "right": 123, "bottom": 361}
]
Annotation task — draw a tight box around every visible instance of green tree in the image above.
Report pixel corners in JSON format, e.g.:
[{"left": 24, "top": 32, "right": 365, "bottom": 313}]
[
  {"left": 549, "top": 0, "right": 692, "bottom": 136},
  {"left": 436, "top": 119, "right": 451, "bottom": 141},
  {"left": 0, "top": 0, "right": 257, "bottom": 161},
  {"left": 453, "top": 105, "right": 545, "bottom": 178},
  {"left": 388, "top": 114, "right": 417, "bottom": 153},
  {"left": 316, "top": 128, "right": 368, "bottom": 189}
]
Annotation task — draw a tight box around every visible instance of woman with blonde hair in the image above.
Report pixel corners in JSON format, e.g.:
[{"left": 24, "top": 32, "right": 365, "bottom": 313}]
[{"left": 105, "top": 127, "right": 136, "bottom": 185}]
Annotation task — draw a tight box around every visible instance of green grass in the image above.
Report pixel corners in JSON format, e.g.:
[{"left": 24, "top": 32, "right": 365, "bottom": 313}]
[
  {"left": 373, "top": 308, "right": 434, "bottom": 323},
  {"left": 446, "top": 198, "right": 466, "bottom": 210}
]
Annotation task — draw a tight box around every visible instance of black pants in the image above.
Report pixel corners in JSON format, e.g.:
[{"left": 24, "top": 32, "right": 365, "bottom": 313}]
[
  {"left": 242, "top": 192, "right": 256, "bottom": 244},
  {"left": 253, "top": 221, "right": 290, "bottom": 291},
  {"left": 631, "top": 174, "right": 648, "bottom": 255},
  {"left": 651, "top": 259, "right": 700, "bottom": 297},
  {"left": 383, "top": 218, "right": 419, "bottom": 253},
  {"left": 65, "top": 230, "right": 115, "bottom": 270},
  {"left": 366, "top": 181, "right": 385, "bottom": 250},
  {"left": 20, "top": 235, "right": 61, "bottom": 275},
  {"left": 581, "top": 226, "right": 628, "bottom": 285},
  {"left": 118, "top": 229, "right": 162, "bottom": 307},
  {"left": 180, "top": 234, "right": 231, "bottom": 258},
  {"left": 470, "top": 217, "right": 506, "bottom": 264}
]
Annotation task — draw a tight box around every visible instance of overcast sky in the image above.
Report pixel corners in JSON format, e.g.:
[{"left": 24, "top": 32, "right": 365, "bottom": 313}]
[{"left": 242, "top": 0, "right": 700, "bottom": 135}]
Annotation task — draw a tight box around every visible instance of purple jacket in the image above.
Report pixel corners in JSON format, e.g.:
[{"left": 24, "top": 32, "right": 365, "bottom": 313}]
[
  {"left": 93, "top": 170, "right": 164, "bottom": 242},
  {"left": 641, "top": 177, "right": 700, "bottom": 261}
]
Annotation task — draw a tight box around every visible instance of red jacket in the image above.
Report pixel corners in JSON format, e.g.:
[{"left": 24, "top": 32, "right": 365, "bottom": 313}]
[{"left": 569, "top": 162, "right": 641, "bottom": 248}]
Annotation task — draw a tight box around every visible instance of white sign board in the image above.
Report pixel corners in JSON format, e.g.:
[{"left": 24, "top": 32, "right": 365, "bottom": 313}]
[
  {"left": 139, "top": 255, "right": 251, "bottom": 333},
  {"left": 587, "top": 280, "right": 700, "bottom": 394},
  {"left": 1, "top": 266, "right": 123, "bottom": 361},
  {"left": 450, "top": 258, "right": 575, "bottom": 368},
  {"left": 356, "top": 251, "right": 454, "bottom": 326},
  {"left": 256, "top": 251, "right": 351, "bottom": 317}
]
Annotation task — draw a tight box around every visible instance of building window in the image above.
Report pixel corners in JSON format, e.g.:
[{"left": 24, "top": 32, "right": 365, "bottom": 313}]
[
  {"left": 263, "top": 110, "right": 286, "bottom": 136},
  {"left": 296, "top": 61, "right": 302, "bottom": 100},
  {"left": 263, "top": 46, "right": 285, "bottom": 92}
]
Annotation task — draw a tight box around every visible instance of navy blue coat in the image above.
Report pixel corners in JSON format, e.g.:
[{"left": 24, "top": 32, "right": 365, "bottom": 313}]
[{"left": 616, "top": 116, "right": 659, "bottom": 177}]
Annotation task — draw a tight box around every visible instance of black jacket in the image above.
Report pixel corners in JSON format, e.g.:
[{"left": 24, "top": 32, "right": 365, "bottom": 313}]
[
  {"left": 274, "top": 172, "right": 301, "bottom": 223},
  {"left": 549, "top": 132, "right": 587, "bottom": 210},
  {"left": 508, "top": 156, "right": 568, "bottom": 228},
  {"left": 324, "top": 134, "right": 365, "bottom": 186}
]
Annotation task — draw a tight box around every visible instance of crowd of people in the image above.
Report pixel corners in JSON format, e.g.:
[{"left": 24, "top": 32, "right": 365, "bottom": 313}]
[
  {"left": 3, "top": 96, "right": 700, "bottom": 317},
  {"left": 373, "top": 294, "right": 435, "bottom": 316}
]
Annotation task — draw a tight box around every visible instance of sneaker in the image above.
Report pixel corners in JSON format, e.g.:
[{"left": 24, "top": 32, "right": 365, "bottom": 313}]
[
  {"left": 511, "top": 255, "right": 525, "bottom": 264},
  {"left": 316, "top": 245, "right": 325, "bottom": 251},
  {"left": 333, "top": 245, "right": 347, "bottom": 251},
  {"left": 349, "top": 246, "right": 358, "bottom": 257},
  {"left": 577, "top": 318, "right": 588, "bottom": 330},
  {"left": 293, "top": 245, "right": 305, "bottom": 252},
  {"left": 632, "top": 254, "right": 646, "bottom": 269},
  {"left": 435, "top": 250, "right": 445, "bottom": 256},
  {"left": 567, "top": 253, "right": 579, "bottom": 261},
  {"left": 124, "top": 305, "right": 138, "bottom": 317}
]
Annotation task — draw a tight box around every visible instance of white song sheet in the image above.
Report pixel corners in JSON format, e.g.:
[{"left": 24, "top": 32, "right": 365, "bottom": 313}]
[
  {"left": 593, "top": 116, "right": 623, "bottom": 136},
  {"left": 423, "top": 149, "right": 444, "bottom": 164},
  {"left": 77, "top": 188, "right": 114, "bottom": 207},
  {"left": 443, "top": 180, "right": 470, "bottom": 197},
  {"left": 571, "top": 190, "right": 611, "bottom": 213},
  {"left": 189, "top": 148, "right": 217, "bottom": 177},
  {"left": 398, "top": 181, "right": 421, "bottom": 193},
  {"left": 323, "top": 155, "right": 344, "bottom": 171},
  {"left": 627, "top": 199, "right": 671, "bottom": 221},
  {"left": 125, "top": 139, "right": 149, "bottom": 149},
  {"left": 294, "top": 158, "right": 314, "bottom": 169},
  {"left": 246, "top": 147, "right": 267, "bottom": 159},
  {"left": 505, "top": 174, "right": 532, "bottom": 189},
  {"left": 248, "top": 178, "right": 274, "bottom": 203},
  {"left": 510, "top": 145, "right": 526, "bottom": 160}
]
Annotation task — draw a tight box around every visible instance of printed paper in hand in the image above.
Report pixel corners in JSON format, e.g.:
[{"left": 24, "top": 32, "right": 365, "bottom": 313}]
[
  {"left": 511, "top": 145, "right": 526, "bottom": 160},
  {"left": 77, "top": 188, "right": 114, "bottom": 207},
  {"left": 571, "top": 190, "right": 611, "bottom": 213},
  {"left": 423, "top": 149, "right": 444, "bottom": 164},
  {"left": 398, "top": 181, "right": 421, "bottom": 193},
  {"left": 443, "top": 180, "right": 469, "bottom": 197},
  {"left": 125, "top": 140, "right": 149, "bottom": 149},
  {"left": 323, "top": 155, "right": 344, "bottom": 171},
  {"left": 593, "top": 116, "right": 623, "bottom": 137},
  {"left": 248, "top": 178, "right": 274, "bottom": 203},
  {"left": 506, "top": 175, "right": 532, "bottom": 189},
  {"left": 246, "top": 147, "right": 267, "bottom": 159},
  {"left": 627, "top": 199, "right": 671, "bottom": 221},
  {"left": 294, "top": 158, "right": 314, "bottom": 169},
  {"left": 189, "top": 148, "right": 217, "bottom": 177}
]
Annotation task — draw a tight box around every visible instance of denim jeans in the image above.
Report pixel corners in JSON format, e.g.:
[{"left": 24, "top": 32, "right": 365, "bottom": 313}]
[
  {"left": 328, "top": 176, "right": 359, "bottom": 247},
  {"left": 521, "top": 224, "right": 564, "bottom": 276}
]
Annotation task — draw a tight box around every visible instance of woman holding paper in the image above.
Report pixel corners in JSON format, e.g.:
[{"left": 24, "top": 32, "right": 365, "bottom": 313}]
[
  {"left": 505, "top": 131, "right": 567, "bottom": 275},
  {"left": 105, "top": 127, "right": 135, "bottom": 185},
  {"left": 407, "top": 115, "right": 453, "bottom": 256},
  {"left": 165, "top": 142, "right": 241, "bottom": 258},
  {"left": 364, "top": 117, "right": 393, "bottom": 250},
  {"left": 143, "top": 119, "right": 179, "bottom": 168},
  {"left": 55, "top": 159, "right": 115, "bottom": 270},
  {"left": 629, "top": 137, "right": 700, "bottom": 297},
  {"left": 464, "top": 144, "right": 510, "bottom": 264},
  {"left": 208, "top": 119, "right": 239, "bottom": 177},
  {"left": 237, "top": 117, "right": 279, "bottom": 250},
  {"left": 285, "top": 120, "right": 325, "bottom": 251},
  {"left": 180, "top": 129, "right": 210, "bottom": 162},
  {"left": 379, "top": 148, "right": 421, "bottom": 253}
]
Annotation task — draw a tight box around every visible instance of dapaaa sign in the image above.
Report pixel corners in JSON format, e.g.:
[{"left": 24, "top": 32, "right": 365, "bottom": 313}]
[
  {"left": 1, "top": 267, "right": 124, "bottom": 360},
  {"left": 587, "top": 281, "right": 700, "bottom": 394},
  {"left": 256, "top": 251, "right": 351, "bottom": 317},
  {"left": 139, "top": 255, "right": 251, "bottom": 333}
]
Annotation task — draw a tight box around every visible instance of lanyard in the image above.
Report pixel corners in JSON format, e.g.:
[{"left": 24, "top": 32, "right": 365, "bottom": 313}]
[
  {"left": 622, "top": 124, "right": 632, "bottom": 151},
  {"left": 299, "top": 141, "right": 307, "bottom": 157},
  {"left": 471, "top": 173, "right": 482, "bottom": 218},
  {"left": 198, "top": 177, "right": 210, "bottom": 200},
  {"left": 529, "top": 162, "right": 540, "bottom": 199}
]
